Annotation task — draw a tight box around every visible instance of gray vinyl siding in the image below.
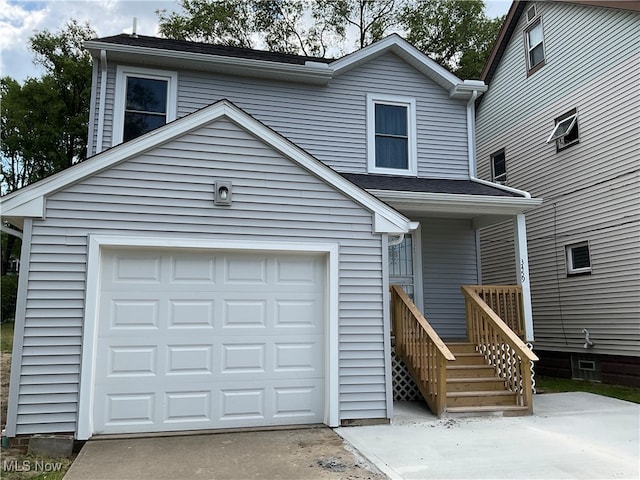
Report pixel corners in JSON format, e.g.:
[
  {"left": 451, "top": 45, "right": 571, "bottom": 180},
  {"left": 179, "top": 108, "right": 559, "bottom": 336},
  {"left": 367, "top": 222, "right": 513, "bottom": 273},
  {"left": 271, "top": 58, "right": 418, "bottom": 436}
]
[
  {"left": 476, "top": 3, "right": 640, "bottom": 356},
  {"left": 13, "top": 118, "right": 387, "bottom": 435},
  {"left": 419, "top": 217, "right": 479, "bottom": 339},
  {"left": 95, "top": 52, "right": 470, "bottom": 179}
]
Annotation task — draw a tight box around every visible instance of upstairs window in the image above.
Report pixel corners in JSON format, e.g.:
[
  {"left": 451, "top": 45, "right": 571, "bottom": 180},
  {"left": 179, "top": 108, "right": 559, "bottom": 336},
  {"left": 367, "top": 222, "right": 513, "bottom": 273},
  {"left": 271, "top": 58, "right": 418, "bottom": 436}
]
[
  {"left": 113, "top": 66, "right": 177, "bottom": 145},
  {"left": 491, "top": 149, "right": 507, "bottom": 184},
  {"left": 367, "top": 94, "right": 417, "bottom": 175},
  {"left": 525, "top": 18, "right": 545, "bottom": 74},
  {"left": 547, "top": 108, "right": 579, "bottom": 151},
  {"left": 566, "top": 242, "right": 591, "bottom": 275}
]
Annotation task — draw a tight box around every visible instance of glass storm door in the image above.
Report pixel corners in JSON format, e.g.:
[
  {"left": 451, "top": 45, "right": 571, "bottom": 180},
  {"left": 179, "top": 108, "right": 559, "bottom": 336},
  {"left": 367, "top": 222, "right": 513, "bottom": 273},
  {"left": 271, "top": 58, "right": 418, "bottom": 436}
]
[{"left": 389, "top": 234, "right": 415, "bottom": 301}]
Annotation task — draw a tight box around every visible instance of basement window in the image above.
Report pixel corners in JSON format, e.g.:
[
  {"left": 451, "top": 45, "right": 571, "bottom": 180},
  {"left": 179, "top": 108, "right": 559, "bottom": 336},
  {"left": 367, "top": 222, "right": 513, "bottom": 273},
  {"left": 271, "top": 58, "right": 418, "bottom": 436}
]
[{"left": 566, "top": 242, "right": 591, "bottom": 275}]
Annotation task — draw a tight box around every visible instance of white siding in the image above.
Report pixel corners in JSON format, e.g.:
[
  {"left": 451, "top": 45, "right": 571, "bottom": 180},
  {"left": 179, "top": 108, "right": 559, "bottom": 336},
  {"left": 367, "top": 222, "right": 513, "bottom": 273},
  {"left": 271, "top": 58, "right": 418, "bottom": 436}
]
[
  {"left": 419, "top": 217, "right": 479, "bottom": 339},
  {"left": 476, "top": 3, "right": 640, "bottom": 356},
  {"left": 96, "top": 52, "right": 470, "bottom": 179},
  {"left": 14, "top": 118, "right": 388, "bottom": 435}
]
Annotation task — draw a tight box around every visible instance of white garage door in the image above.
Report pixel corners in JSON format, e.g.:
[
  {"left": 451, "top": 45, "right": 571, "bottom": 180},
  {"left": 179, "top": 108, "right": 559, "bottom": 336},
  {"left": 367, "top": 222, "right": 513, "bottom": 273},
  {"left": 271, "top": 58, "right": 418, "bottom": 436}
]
[{"left": 93, "top": 248, "right": 325, "bottom": 435}]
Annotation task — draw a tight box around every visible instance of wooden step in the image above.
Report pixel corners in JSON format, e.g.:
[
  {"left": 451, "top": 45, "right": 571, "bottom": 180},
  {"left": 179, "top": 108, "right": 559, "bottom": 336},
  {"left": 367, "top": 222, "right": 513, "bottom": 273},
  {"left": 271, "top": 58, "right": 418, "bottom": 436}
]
[
  {"left": 448, "top": 353, "right": 487, "bottom": 366},
  {"left": 445, "top": 405, "right": 530, "bottom": 417},
  {"left": 446, "top": 377, "right": 506, "bottom": 392},
  {"left": 446, "top": 365, "right": 496, "bottom": 378},
  {"left": 446, "top": 390, "right": 517, "bottom": 407},
  {"left": 446, "top": 342, "right": 477, "bottom": 354}
]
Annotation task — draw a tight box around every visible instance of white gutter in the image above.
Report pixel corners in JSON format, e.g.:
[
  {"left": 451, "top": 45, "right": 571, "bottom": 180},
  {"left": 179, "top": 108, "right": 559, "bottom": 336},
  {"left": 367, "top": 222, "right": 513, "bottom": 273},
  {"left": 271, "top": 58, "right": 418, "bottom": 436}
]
[
  {"left": 84, "top": 41, "right": 333, "bottom": 85},
  {"left": 96, "top": 49, "right": 107, "bottom": 153}
]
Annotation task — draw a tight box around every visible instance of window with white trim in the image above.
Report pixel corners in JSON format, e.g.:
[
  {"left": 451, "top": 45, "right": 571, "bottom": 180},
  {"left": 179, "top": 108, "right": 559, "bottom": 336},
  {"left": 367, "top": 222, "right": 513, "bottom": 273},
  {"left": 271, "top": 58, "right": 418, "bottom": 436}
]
[
  {"left": 566, "top": 242, "right": 591, "bottom": 275},
  {"left": 525, "top": 18, "right": 545, "bottom": 74},
  {"left": 113, "top": 66, "right": 177, "bottom": 145},
  {"left": 547, "top": 108, "right": 579, "bottom": 151},
  {"left": 367, "top": 94, "right": 417, "bottom": 175},
  {"left": 490, "top": 148, "right": 507, "bottom": 184}
]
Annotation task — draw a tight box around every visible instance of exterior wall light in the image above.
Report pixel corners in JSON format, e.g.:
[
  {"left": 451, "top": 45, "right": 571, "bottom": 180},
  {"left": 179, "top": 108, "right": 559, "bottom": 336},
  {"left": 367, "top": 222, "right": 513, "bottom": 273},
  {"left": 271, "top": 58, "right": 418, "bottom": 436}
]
[{"left": 214, "top": 181, "right": 232, "bottom": 206}]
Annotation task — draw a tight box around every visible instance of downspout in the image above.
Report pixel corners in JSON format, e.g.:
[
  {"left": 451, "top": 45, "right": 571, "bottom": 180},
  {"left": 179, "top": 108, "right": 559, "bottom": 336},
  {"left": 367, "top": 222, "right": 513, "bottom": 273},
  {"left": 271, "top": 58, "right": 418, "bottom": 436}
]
[
  {"left": 466, "top": 90, "right": 479, "bottom": 177},
  {"left": 465, "top": 89, "right": 532, "bottom": 199},
  {"left": 96, "top": 49, "right": 107, "bottom": 154}
]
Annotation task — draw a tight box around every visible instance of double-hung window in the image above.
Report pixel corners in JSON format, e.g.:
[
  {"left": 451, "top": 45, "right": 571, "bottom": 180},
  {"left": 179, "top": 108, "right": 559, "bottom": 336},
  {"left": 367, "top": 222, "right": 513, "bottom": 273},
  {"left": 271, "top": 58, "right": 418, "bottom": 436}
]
[
  {"left": 525, "top": 18, "right": 545, "bottom": 74},
  {"left": 367, "top": 94, "right": 417, "bottom": 175},
  {"left": 113, "top": 66, "right": 177, "bottom": 145}
]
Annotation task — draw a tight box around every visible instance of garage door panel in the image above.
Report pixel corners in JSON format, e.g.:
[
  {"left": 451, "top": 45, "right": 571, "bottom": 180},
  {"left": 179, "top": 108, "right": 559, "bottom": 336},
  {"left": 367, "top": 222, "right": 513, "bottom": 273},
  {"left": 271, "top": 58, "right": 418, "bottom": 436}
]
[
  {"left": 94, "top": 248, "right": 325, "bottom": 434},
  {"left": 168, "top": 300, "right": 215, "bottom": 328}
]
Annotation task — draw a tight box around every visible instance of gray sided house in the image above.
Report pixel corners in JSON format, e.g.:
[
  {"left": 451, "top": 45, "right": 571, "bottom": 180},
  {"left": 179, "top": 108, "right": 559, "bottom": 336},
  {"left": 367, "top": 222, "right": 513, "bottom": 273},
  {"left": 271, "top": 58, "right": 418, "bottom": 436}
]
[
  {"left": 1, "top": 34, "right": 540, "bottom": 441},
  {"left": 476, "top": 1, "right": 640, "bottom": 385}
]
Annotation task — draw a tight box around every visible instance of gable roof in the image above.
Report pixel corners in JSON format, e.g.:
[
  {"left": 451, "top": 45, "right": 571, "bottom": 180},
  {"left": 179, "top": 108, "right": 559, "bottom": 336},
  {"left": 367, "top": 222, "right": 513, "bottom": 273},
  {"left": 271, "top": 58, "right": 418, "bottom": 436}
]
[
  {"left": 85, "top": 33, "right": 486, "bottom": 98},
  {"left": 481, "top": 0, "right": 640, "bottom": 87},
  {"left": 0, "top": 100, "right": 414, "bottom": 234}
]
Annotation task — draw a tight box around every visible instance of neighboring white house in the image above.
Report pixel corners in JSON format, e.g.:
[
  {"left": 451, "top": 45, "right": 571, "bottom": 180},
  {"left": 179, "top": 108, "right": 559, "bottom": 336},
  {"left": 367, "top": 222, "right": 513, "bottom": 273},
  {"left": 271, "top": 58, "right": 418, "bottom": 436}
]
[
  {"left": 1, "top": 33, "right": 540, "bottom": 441},
  {"left": 476, "top": 1, "right": 640, "bottom": 385}
]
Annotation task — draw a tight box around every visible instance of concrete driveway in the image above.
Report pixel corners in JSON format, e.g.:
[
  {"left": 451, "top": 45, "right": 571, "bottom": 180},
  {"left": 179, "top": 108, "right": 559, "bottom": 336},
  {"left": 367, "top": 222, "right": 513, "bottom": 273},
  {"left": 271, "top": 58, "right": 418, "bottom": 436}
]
[
  {"left": 64, "top": 392, "right": 639, "bottom": 480},
  {"left": 63, "top": 427, "right": 385, "bottom": 480},
  {"left": 336, "top": 392, "right": 640, "bottom": 479}
]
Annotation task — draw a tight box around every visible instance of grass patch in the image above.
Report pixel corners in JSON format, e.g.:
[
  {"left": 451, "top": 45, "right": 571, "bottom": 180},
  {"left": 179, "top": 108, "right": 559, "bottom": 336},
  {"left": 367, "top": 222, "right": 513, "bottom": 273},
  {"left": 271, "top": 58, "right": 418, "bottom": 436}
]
[
  {"left": 537, "top": 376, "right": 640, "bottom": 404},
  {"left": 1, "top": 321, "right": 14, "bottom": 354}
]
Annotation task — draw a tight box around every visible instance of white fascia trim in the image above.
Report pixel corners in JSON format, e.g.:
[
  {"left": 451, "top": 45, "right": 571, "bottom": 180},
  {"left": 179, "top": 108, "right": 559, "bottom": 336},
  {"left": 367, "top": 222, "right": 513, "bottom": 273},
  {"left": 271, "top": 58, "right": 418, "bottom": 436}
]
[
  {"left": 85, "top": 41, "right": 333, "bottom": 85},
  {"left": 369, "top": 189, "right": 542, "bottom": 214},
  {"left": 331, "top": 34, "right": 461, "bottom": 91},
  {"left": 0, "top": 100, "right": 411, "bottom": 234},
  {"left": 77, "top": 235, "right": 341, "bottom": 439},
  {"left": 220, "top": 102, "right": 412, "bottom": 234}
]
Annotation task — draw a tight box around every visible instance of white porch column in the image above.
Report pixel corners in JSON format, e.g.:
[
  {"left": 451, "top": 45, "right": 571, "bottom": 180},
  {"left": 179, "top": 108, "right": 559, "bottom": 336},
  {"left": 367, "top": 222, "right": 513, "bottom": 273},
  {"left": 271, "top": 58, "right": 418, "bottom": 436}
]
[{"left": 514, "top": 213, "right": 534, "bottom": 342}]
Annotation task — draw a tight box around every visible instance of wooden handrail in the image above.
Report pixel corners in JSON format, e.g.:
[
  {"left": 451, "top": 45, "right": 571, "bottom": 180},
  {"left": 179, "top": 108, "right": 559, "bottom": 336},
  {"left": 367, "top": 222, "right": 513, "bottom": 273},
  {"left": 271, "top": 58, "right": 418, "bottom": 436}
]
[
  {"left": 390, "top": 285, "right": 454, "bottom": 416},
  {"left": 461, "top": 285, "right": 538, "bottom": 413},
  {"left": 470, "top": 285, "right": 526, "bottom": 340}
]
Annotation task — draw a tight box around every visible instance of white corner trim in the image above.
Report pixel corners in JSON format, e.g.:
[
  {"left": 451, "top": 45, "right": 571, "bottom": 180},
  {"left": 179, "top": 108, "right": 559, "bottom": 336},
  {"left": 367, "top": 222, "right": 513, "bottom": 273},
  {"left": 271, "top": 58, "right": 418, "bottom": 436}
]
[
  {"left": 5, "top": 219, "right": 32, "bottom": 437},
  {"left": 77, "top": 235, "right": 341, "bottom": 439},
  {"left": 112, "top": 65, "right": 178, "bottom": 146}
]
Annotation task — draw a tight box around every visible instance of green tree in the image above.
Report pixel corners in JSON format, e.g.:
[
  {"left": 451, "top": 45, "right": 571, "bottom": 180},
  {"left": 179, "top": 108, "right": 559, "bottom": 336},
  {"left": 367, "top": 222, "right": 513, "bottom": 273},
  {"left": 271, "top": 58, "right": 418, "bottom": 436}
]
[
  {"left": 1, "top": 20, "right": 94, "bottom": 279},
  {"left": 1, "top": 20, "right": 94, "bottom": 194},
  {"left": 157, "top": 0, "right": 253, "bottom": 47},
  {"left": 400, "top": 0, "right": 503, "bottom": 78},
  {"left": 312, "top": 0, "right": 399, "bottom": 50}
]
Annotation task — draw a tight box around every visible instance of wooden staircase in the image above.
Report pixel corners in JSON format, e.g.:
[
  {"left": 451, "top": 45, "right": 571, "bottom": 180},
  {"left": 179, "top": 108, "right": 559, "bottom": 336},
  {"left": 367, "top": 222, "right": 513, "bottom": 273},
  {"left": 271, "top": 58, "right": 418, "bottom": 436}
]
[
  {"left": 391, "top": 285, "right": 538, "bottom": 417},
  {"left": 445, "top": 342, "right": 529, "bottom": 416}
]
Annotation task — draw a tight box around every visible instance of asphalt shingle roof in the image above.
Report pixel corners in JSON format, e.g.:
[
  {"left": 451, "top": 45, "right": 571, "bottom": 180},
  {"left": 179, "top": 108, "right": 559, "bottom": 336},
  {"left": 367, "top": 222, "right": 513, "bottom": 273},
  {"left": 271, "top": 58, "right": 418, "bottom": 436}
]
[
  {"left": 92, "top": 34, "right": 334, "bottom": 65},
  {"left": 341, "top": 173, "right": 524, "bottom": 197}
]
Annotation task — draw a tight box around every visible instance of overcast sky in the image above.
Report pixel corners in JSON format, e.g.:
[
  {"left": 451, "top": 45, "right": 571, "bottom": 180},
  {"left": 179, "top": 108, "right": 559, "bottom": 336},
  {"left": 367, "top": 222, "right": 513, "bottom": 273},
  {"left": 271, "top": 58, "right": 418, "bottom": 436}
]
[{"left": 1, "top": 0, "right": 512, "bottom": 83}]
